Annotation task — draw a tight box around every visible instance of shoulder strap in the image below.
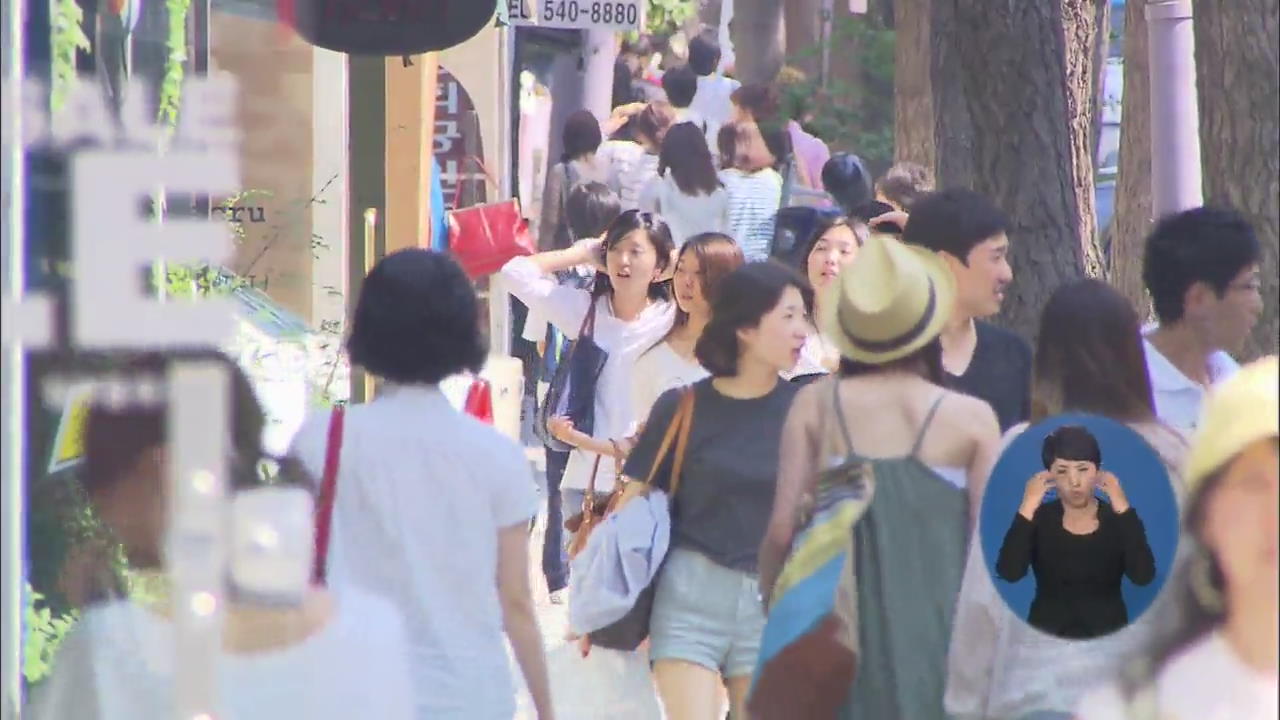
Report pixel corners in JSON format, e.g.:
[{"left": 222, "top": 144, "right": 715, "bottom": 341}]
[
  {"left": 910, "top": 392, "right": 948, "bottom": 457},
  {"left": 831, "top": 378, "right": 855, "bottom": 459},
  {"left": 643, "top": 388, "right": 696, "bottom": 495},
  {"left": 312, "top": 406, "right": 345, "bottom": 584}
]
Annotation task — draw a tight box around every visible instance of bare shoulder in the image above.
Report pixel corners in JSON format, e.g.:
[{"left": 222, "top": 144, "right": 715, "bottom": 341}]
[{"left": 940, "top": 390, "right": 1000, "bottom": 440}]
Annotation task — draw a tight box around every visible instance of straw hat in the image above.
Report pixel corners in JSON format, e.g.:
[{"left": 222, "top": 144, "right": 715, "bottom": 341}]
[
  {"left": 1184, "top": 355, "right": 1278, "bottom": 497},
  {"left": 818, "top": 232, "right": 955, "bottom": 365}
]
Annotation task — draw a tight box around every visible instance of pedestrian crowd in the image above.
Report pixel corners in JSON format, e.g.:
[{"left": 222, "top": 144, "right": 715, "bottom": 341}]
[{"left": 28, "top": 28, "right": 1276, "bottom": 720}]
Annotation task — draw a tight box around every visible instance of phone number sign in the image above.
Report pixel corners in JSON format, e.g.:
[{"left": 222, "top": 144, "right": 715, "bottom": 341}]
[{"left": 508, "top": 0, "right": 644, "bottom": 30}]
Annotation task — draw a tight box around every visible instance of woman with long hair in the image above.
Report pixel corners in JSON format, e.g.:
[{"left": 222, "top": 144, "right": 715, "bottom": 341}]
[
  {"left": 1077, "top": 356, "right": 1277, "bottom": 719},
  {"left": 785, "top": 214, "right": 866, "bottom": 380},
  {"left": 501, "top": 209, "right": 677, "bottom": 537},
  {"left": 622, "top": 261, "right": 812, "bottom": 720},
  {"left": 639, "top": 122, "right": 730, "bottom": 245},
  {"left": 538, "top": 109, "right": 609, "bottom": 251},
  {"left": 946, "top": 278, "right": 1190, "bottom": 720},
  {"left": 759, "top": 234, "right": 1002, "bottom": 719},
  {"left": 717, "top": 121, "right": 783, "bottom": 261},
  {"left": 630, "top": 233, "right": 744, "bottom": 432}
]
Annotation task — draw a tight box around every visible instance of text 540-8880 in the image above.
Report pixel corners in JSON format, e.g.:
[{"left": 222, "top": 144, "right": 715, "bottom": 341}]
[{"left": 541, "top": 0, "right": 639, "bottom": 26}]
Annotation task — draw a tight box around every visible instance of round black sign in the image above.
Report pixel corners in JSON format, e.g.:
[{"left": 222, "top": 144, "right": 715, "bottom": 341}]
[{"left": 286, "top": 0, "right": 497, "bottom": 56}]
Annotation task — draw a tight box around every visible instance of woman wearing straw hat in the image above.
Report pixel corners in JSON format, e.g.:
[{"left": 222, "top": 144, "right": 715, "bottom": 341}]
[
  {"left": 759, "top": 232, "right": 1002, "bottom": 719},
  {"left": 1076, "top": 356, "right": 1278, "bottom": 720}
]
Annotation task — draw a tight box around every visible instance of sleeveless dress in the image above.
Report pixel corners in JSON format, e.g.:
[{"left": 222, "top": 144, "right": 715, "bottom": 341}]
[{"left": 825, "top": 381, "right": 970, "bottom": 719}]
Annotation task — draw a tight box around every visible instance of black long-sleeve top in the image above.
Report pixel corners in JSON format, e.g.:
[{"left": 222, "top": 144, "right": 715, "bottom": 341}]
[{"left": 995, "top": 499, "right": 1156, "bottom": 639}]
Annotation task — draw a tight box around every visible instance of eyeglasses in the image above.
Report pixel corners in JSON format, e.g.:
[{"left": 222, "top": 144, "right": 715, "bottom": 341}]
[{"left": 1228, "top": 279, "right": 1263, "bottom": 294}]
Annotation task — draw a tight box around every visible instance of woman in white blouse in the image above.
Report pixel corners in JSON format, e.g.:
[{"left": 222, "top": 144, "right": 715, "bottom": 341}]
[
  {"left": 501, "top": 209, "right": 677, "bottom": 533},
  {"left": 639, "top": 122, "right": 730, "bottom": 245},
  {"left": 1076, "top": 356, "right": 1278, "bottom": 720},
  {"left": 289, "top": 251, "right": 553, "bottom": 720},
  {"left": 717, "top": 121, "right": 783, "bottom": 261},
  {"left": 631, "top": 232, "right": 744, "bottom": 431},
  {"left": 785, "top": 214, "right": 865, "bottom": 381}
]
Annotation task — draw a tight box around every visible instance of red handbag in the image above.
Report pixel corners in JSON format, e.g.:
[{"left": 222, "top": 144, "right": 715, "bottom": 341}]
[
  {"left": 463, "top": 377, "right": 494, "bottom": 424},
  {"left": 448, "top": 199, "right": 534, "bottom": 278}
]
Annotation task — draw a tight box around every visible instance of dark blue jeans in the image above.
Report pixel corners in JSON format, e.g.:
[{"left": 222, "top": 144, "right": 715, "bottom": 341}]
[{"left": 542, "top": 447, "right": 571, "bottom": 593}]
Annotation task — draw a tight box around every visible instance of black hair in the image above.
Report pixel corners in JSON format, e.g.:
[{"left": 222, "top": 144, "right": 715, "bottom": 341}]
[
  {"left": 82, "top": 351, "right": 268, "bottom": 497},
  {"left": 1142, "top": 206, "right": 1261, "bottom": 325},
  {"left": 801, "top": 214, "right": 866, "bottom": 266},
  {"left": 696, "top": 261, "right": 814, "bottom": 377},
  {"left": 660, "top": 122, "right": 721, "bottom": 196},
  {"left": 590, "top": 210, "right": 676, "bottom": 302},
  {"left": 565, "top": 182, "right": 622, "bottom": 240},
  {"left": 821, "top": 153, "right": 873, "bottom": 215},
  {"left": 1041, "top": 425, "right": 1102, "bottom": 470},
  {"left": 662, "top": 65, "right": 698, "bottom": 108},
  {"left": 902, "top": 188, "right": 1009, "bottom": 266},
  {"left": 688, "top": 32, "right": 721, "bottom": 76},
  {"left": 561, "top": 109, "right": 603, "bottom": 163},
  {"left": 837, "top": 337, "right": 945, "bottom": 385},
  {"left": 622, "top": 35, "right": 654, "bottom": 59},
  {"left": 347, "top": 249, "right": 486, "bottom": 384},
  {"left": 612, "top": 60, "right": 637, "bottom": 110}
]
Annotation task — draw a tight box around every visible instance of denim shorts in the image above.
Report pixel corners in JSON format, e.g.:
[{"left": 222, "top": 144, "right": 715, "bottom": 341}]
[{"left": 650, "top": 548, "right": 766, "bottom": 679}]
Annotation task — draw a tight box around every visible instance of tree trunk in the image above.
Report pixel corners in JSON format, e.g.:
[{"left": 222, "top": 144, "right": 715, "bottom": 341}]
[
  {"left": 952, "top": 0, "right": 1105, "bottom": 342},
  {"left": 1195, "top": 0, "right": 1280, "bottom": 358},
  {"left": 784, "top": 0, "right": 824, "bottom": 79},
  {"left": 730, "top": 0, "right": 785, "bottom": 84},
  {"left": 893, "top": 0, "right": 974, "bottom": 188},
  {"left": 1089, "top": 0, "right": 1111, "bottom": 168},
  {"left": 1110, "top": 0, "right": 1151, "bottom": 311}
]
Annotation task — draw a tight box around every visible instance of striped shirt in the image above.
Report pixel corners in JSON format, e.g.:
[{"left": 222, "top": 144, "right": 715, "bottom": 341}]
[{"left": 720, "top": 168, "right": 783, "bottom": 260}]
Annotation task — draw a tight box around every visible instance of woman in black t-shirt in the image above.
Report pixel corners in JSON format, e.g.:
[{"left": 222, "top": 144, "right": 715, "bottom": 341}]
[
  {"left": 996, "top": 425, "right": 1157, "bottom": 639},
  {"left": 622, "top": 261, "right": 812, "bottom": 720}
]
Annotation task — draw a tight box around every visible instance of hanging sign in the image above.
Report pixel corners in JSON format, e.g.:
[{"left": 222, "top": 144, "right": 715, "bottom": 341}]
[
  {"left": 530, "top": 0, "right": 644, "bottom": 30},
  {"left": 285, "top": 0, "right": 499, "bottom": 56}
]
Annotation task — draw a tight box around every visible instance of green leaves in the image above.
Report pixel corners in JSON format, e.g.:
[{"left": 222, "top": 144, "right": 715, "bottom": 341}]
[
  {"left": 50, "top": 0, "right": 91, "bottom": 114},
  {"left": 23, "top": 585, "right": 79, "bottom": 686},
  {"left": 157, "top": 0, "right": 193, "bottom": 131}
]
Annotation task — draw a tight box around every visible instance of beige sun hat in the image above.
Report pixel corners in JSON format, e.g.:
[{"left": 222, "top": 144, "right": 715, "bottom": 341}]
[
  {"left": 1184, "top": 355, "right": 1278, "bottom": 497},
  {"left": 818, "top": 231, "right": 956, "bottom": 365}
]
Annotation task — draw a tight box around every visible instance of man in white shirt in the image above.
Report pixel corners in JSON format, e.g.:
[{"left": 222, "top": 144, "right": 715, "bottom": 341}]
[
  {"left": 1140, "top": 206, "right": 1264, "bottom": 433},
  {"left": 687, "top": 32, "right": 739, "bottom": 149},
  {"left": 662, "top": 64, "right": 709, "bottom": 138}
]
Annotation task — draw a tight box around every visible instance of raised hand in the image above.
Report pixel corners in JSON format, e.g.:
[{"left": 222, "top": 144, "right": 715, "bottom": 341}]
[
  {"left": 1097, "top": 471, "right": 1130, "bottom": 513},
  {"left": 1019, "top": 471, "right": 1054, "bottom": 520}
]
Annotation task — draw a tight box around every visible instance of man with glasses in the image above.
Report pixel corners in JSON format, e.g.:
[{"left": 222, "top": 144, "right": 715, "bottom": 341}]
[{"left": 1141, "top": 206, "right": 1264, "bottom": 433}]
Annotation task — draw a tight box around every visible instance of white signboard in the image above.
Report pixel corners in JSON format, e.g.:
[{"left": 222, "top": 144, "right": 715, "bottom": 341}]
[{"left": 509, "top": 0, "right": 644, "bottom": 29}]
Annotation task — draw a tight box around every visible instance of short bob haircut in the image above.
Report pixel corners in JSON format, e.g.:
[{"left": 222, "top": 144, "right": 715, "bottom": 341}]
[
  {"left": 83, "top": 351, "right": 268, "bottom": 497},
  {"left": 561, "top": 109, "right": 603, "bottom": 163},
  {"left": 1142, "top": 206, "right": 1261, "bottom": 325},
  {"left": 1041, "top": 425, "right": 1102, "bottom": 470},
  {"left": 696, "top": 260, "right": 814, "bottom": 377},
  {"left": 718, "top": 121, "right": 776, "bottom": 173},
  {"left": 590, "top": 209, "right": 676, "bottom": 302},
  {"left": 660, "top": 122, "right": 721, "bottom": 196},
  {"left": 903, "top": 188, "right": 1009, "bottom": 265},
  {"left": 348, "top": 249, "right": 486, "bottom": 384},
  {"left": 565, "top": 181, "right": 623, "bottom": 241},
  {"left": 1031, "top": 278, "right": 1156, "bottom": 424}
]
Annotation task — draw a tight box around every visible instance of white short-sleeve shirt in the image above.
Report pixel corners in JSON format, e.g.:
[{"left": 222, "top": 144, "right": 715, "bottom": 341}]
[
  {"left": 1076, "top": 632, "right": 1279, "bottom": 720},
  {"left": 28, "top": 588, "right": 414, "bottom": 720},
  {"left": 1142, "top": 324, "right": 1240, "bottom": 434},
  {"left": 289, "top": 385, "right": 540, "bottom": 719}
]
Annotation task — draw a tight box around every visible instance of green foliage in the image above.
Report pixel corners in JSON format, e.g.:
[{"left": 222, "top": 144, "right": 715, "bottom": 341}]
[
  {"left": 50, "top": 0, "right": 91, "bottom": 114},
  {"left": 23, "top": 585, "right": 79, "bottom": 686},
  {"left": 158, "top": 0, "right": 193, "bottom": 130},
  {"left": 165, "top": 190, "right": 271, "bottom": 298},
  {"left": 645, "top": 0, "right": 696, "bottom": 36},
  {"left": 779, "top": 17, "right": 897, "bottom": 177}
]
